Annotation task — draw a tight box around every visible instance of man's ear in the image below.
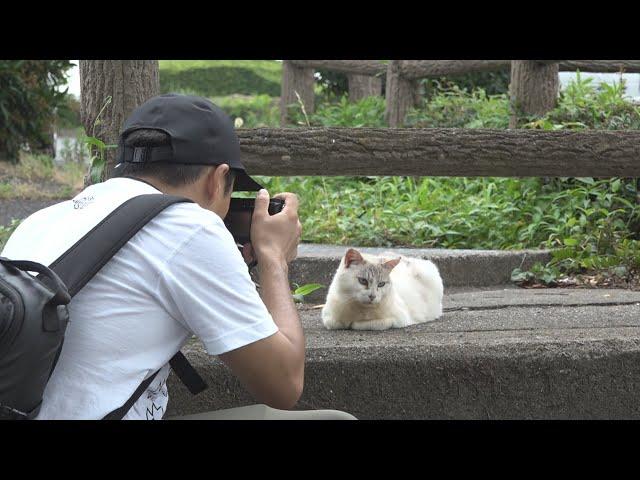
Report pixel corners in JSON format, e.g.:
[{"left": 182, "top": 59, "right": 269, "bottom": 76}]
[
  {"left": 344, "top": 248, "right": 364, "bottom": 268},
  {"left": 206, "top": 163, "right": 230, "bottom": 200}
]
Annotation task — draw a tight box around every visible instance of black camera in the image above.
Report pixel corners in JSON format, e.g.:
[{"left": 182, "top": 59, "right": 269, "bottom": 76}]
[{"left": 224, "top": 197, "right": 285, "bottom": 245}]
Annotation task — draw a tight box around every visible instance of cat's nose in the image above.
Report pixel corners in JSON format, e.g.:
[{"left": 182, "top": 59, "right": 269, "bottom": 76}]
[{"left": 369, "top": 294, "right": 376, "bottom": 301}]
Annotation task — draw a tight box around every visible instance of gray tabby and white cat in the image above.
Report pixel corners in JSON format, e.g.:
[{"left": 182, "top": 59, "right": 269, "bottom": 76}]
[{"left": 321, "top": 249, "right": 443, "bottom": 331}]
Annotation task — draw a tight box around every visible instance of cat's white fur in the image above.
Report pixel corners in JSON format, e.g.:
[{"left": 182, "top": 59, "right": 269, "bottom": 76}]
[{"left": 321, "top": 249, "right": 444, "bottom": 331}]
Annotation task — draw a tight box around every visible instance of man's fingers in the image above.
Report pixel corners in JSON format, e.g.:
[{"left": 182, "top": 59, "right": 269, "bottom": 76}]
[
  {"left": 273, "top": 192, "right": 299, "bottom": 215},
  {"left": 253, "top": 189, "right": 270, "bottom": 219}
]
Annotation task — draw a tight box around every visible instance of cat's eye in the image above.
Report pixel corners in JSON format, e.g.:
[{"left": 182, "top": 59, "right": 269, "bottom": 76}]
[
  {"left": 358, "top": 277, "right": 368, "bottom": 287},
  {"left": 378, "top": 282, "right": 386, "bottom": 287}
]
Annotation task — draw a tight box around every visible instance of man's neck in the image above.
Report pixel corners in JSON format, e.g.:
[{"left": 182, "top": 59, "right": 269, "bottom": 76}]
[
  {"left": 121, "top": 175, "right": 163, "bottom": 193},
  {"left": 121, "top": 175, "right": 218, "bottom": 214}
]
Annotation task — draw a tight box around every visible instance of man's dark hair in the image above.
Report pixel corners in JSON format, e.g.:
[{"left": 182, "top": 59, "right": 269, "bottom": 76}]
[{"left": 112, "top": 129, "right": 236, "bottom": 194}]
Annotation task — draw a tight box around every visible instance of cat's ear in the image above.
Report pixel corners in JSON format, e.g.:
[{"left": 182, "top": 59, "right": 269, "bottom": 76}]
[
  {"left": 383, "top": 258, "right": 401, "bottom": 270},
  {"left": 344, "top": 248, "right": 364, "bottom": 268}
]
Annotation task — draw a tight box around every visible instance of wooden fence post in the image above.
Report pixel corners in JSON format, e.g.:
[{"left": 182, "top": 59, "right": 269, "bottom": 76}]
[
  {"left": 348, "top": 73, "right": 382, "bottom": 102},
  {"left": 280, "top": 60, "right": 315, "bottom": 126},
  {"left": 509, "top": 60, "right": 559, "bottom": 128},
  {"left": 384, "top": 60, "right": 415, "bottom": 127}
]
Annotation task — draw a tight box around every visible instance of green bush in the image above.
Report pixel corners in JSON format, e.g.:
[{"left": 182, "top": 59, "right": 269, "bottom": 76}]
[
  {"left": 159, "top": 60, "right": 281, "bottom": 97},
  {"left": 213, "top": 94, "right": 279, "bottom": 128},
  {"left": 54, "top": 93, "right": 82, "bottom": 130},
  {"left": 420, "top": 69, "right": 511, "bottom": 98},
  {"left": 314, "top": 69, "right": 349, "bottom": 101},
  {"left": 312, "top": 65, "right": 508, "bottom": 103},
  {"left": 406, "top": 86, "right": 510, "bottom": 128},
  {"left": 0, "top": 60, "right": 73, "bottom": 162},
  {"left": 287, "top": 95, "right": 387, "bottom": 128},
  {"left": 310, "top": 96, "right": 387, "bottom": 127},
  {"left": 523, "top": 72, "right": 640, "bottom": 131},
  {"left": 213, "top": 93, "right": 387, "bottom": 129},
  {"left": 252, "top": 174, "right": 640, "bottom": 282}
]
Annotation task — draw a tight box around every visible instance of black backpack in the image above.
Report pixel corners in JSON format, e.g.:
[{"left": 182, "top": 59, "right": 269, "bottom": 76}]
[{"left": 0, "top": 193, "right": 207, "bottom": 420}]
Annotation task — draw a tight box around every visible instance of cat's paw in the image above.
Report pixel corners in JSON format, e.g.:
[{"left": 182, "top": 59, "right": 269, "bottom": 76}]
[
  {"left": 392, "top": 318, "right": 411, "bottom": 329},
  {"left": 352, "top": 319, "right": 393, "bottom": 331},
  {"left": 322, "top": 316, "right": 344, "bottom": 330}
]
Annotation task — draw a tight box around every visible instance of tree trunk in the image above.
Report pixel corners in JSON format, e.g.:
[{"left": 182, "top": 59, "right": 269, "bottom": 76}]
[
  {"left": 348, "top": 74, "right": 382, "bottom": 102},
  {"left": 236, "top": 127, "right": 640, "bottom": 177},
  {"left": 509, "top": 60, "right": 559, "bottom": 128},
  {"left": 280, "top": 60, "right": 315, "bottom": 126},
  {"left": 384, "top": 60, "right": 415, "bottom": 127},
  {"left": 79, "top": 60, "right": 159, "bottom": 183}
]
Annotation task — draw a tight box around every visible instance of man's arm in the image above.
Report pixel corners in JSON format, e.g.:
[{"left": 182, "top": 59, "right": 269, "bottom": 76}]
[{"left": 218, "top": 190, "right": 305, "bottom": 410}]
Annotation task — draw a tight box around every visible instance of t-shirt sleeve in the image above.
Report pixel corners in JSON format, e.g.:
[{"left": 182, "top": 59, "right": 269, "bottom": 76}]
[{"left": 154, "top": 218, "right": 279, "bottom": 355}]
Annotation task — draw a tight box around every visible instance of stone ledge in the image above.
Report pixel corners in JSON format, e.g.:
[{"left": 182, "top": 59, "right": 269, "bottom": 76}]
[
  {"left": 290, "top": 244, "right": 551, "bottom": 302},
  {"left": 166, "top": 287, "right": 640, "bottom": 419}
]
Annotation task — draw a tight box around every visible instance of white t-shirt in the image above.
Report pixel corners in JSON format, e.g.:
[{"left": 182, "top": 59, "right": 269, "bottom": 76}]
[{"left": 1, "top": 177, "right": 278, "bottom": 420}]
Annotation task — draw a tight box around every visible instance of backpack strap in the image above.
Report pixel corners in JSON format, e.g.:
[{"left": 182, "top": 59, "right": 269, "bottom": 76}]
[
  {"left": 101, "top": 368, "right": 162, "bottom": 421},
  {"left": 47, "top": 194, "right": 208, "bottom": 420},
  {"left": 50, "top": 194, "right": 189, "bottom": 296}
]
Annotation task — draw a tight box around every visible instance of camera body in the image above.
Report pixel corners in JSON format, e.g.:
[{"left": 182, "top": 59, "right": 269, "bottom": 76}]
[{"left": 224, "top": 197, "right": 285, "bottom": 245}]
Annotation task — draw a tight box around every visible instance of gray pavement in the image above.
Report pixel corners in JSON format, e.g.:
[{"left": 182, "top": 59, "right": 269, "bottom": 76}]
[
  {"left": 166, "top": 286, "right": 640, "bottom": 420},
  {"left": 0, "top": 199, "right": 59, "bottom": 227}
]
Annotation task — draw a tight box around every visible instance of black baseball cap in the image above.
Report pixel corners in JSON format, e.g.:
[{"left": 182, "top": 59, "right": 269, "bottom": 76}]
[{"left": 115, "top": 93, "right": 263, "bottom": 192}]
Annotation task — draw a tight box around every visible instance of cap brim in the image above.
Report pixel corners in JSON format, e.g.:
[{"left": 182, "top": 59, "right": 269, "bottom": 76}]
[{"left": 233, "top": 170, "right": 263, "bottom": 192}]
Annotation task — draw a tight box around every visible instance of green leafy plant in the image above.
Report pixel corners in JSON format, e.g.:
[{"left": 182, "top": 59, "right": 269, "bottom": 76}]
[
  {"left": 405, "top": 86, "right": 510, "bottom": 129},
  {"left": 291, "top": 283, "right": 325, "bottom": 303},
  {"left": 84, "top": 96, "right": 118, "bottom": 184},
  {"left": 420, "top": 70, "right": 511, "bottom": 99},
  {"left": 511, "top": 263, "right": 561, "bottom": 287},
  {"left": 288, "top": 95, "right": 387, "bottom": 128}
]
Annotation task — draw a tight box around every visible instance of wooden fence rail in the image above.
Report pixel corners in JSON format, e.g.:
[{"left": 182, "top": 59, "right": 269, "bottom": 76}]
[{"left": 237, "top": 128, "right": 640, "bottom": 177}]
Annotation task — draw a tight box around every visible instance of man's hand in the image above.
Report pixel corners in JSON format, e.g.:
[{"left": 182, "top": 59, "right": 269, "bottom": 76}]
[
  {"left": 250, "top": 189, "right": 302, "bottom": 267},
  {"left": 220, "top": 189, "right": 305, "bottom": 410}
]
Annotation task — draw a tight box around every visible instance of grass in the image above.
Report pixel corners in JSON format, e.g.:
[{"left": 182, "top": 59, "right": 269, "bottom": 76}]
[{"left": 0, "top": 152, "right": 85, "bottom": 199}]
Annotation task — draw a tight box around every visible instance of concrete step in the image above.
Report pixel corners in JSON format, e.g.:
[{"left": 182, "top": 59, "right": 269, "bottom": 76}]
[
  {"left": 290, "top": 244, "right": 551, "bottom": 301},
  {"left": 166, "top": 286, "right": 640, "bottom": 419}
]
